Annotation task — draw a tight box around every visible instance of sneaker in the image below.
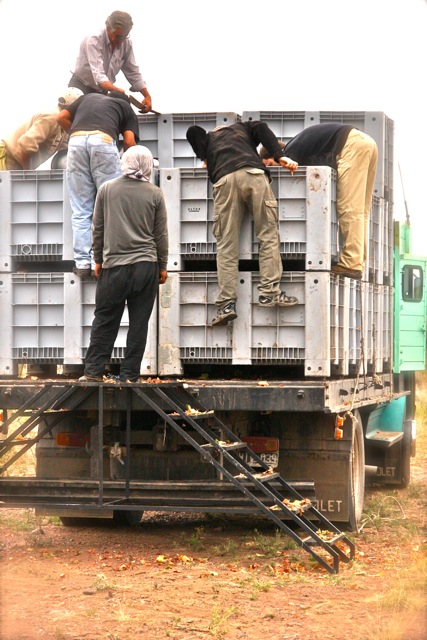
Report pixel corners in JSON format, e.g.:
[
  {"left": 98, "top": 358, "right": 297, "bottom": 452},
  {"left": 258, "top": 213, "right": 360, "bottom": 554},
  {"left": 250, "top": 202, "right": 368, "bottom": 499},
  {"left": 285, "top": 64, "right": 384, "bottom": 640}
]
[
  {"left": 211, "top": 302, "right": 237, "bottom": 326},
  {"left": 331, "top": 264, "right": 362, "bottom": 280},
  {"left": 258, "top": 292, "right": 298, "bottom": 307},
  {"left": 73, "top": 266, "right": 91, "bottom": 277},
  {"left": 78, "top": 374, "right": 104, "bottom": 382}
]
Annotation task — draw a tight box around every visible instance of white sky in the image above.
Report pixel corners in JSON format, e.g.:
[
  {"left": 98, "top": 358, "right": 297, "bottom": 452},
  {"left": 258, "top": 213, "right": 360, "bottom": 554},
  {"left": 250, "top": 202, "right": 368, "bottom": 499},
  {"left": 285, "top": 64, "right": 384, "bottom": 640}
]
[{"left": 1, "top": 0, "right": 426, "bottom": 253}]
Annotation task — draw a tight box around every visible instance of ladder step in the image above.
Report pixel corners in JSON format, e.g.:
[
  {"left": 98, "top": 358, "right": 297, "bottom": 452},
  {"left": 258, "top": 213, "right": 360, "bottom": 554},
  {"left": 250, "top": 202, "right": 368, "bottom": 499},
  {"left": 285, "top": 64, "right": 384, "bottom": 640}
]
[
  {"left": 200, "top": 441, "right": 246, "bottom": 452},
  {"left": 302, "top": 531, "right": 346, "bottom": 546},
  {"left": 169, "top": 410, "right": 215, "bottom": 420},
  {"left": 366, "top": 430, "right": 404, "bottom": 447},
  {"left": 269, "top": 498, "right": 313, "bottom": 514},
  {"left": 235, "top": 471, "right": 281, "bottom": 483},
  {"left": 5, "top": 439, "right": 39, "bottom": 446}
]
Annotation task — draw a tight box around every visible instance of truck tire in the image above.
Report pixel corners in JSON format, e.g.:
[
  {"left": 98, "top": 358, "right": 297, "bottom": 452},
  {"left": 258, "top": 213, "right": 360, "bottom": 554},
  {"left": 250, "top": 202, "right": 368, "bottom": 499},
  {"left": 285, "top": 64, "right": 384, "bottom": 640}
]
[
  {"left": 348, "top": 410, "right": 365, "bottom": 531},
  {"left": 59, "top": 517, "right": 96, "bottom": 527},
  {"left": 113, "top": 510, "right": 144, "bottom": 526}
]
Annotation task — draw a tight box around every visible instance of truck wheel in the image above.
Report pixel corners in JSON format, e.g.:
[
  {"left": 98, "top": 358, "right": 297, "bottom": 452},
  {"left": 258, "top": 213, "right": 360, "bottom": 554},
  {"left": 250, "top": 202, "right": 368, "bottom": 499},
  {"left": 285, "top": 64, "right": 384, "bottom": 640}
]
[
  {"left": 59, "top": 517, "right": 92, "bottom": 527},
  {"left": 347, "top": 410, "right": 365, "bottom": 531},
  {"left": 113, "top": 510, "right": 144, "bottom": 526}
]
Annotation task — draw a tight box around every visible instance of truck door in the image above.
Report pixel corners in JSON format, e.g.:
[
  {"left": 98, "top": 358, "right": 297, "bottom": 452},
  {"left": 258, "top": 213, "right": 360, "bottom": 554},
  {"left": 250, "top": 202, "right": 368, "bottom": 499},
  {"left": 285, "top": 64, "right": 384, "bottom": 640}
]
[{"left": 394, "top": 254, "right": 427, "bottom": 372}]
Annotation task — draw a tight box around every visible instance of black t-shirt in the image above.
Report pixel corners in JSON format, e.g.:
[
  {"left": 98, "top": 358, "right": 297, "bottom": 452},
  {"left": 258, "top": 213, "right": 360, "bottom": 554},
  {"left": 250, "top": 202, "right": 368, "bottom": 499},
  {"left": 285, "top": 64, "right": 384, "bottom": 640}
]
[
  {"left": 187, "top": 121, "right": 284, "bottom": 184},
  {"left": 284, "top": 123, "right": 354, "bottom": 169},
  {"left": 66, "top": 93, "right": 139, "bottom": 141}
]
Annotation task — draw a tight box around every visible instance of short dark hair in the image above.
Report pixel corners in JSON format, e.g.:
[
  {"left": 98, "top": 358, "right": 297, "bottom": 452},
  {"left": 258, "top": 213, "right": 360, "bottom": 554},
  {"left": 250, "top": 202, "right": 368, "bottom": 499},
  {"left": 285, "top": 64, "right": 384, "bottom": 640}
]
[
  {"left": 259, "top": 140, "right": 286, "bottom": 159},
  {"left": 106, "top": 11, "right": 133, "bottom": 31}
]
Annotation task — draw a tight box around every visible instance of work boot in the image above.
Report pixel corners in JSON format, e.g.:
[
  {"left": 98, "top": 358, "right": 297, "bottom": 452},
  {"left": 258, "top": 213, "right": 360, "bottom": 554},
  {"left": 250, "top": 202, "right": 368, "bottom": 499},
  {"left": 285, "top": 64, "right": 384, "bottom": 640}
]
[
  {"left": 258, "top": 292, "right": 298, "bottom": 307},
  {"left": 331, "top": 265, "right": 362, "bottom": 280},
  {"left": 211, "top": 302, "right": 237, "bottom": 326},
  {"left": 73, "top": 266, "right": 91, "bottom": 278}
]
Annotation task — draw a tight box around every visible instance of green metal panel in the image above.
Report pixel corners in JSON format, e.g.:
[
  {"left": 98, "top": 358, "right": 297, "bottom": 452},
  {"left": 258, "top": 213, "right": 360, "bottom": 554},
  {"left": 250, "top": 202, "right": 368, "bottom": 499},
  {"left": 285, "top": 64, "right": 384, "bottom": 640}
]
[
  {"left": 366, "top": 397, "right": 406, "bottom": 436},
  {"left": 393, "top": 222, "right": 427, "bottom": 372}
]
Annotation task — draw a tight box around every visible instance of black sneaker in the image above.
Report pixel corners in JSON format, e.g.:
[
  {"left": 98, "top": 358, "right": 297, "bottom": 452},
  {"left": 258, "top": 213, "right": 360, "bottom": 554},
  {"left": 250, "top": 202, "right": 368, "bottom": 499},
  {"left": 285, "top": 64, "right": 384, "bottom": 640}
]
[
  {"left": 211, "top": 302, "right": 237, "bottom": 326},
  {"left": 73, "top": 266, "right": 91, "bottom": 278},
  {"left": 258, "top": 292, "right": 298, "bottom": 307}
]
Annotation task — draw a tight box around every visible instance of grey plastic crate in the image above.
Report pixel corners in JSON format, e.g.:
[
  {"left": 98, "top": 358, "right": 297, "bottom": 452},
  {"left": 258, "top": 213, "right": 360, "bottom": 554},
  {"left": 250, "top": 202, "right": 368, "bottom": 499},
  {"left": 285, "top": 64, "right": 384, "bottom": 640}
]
[
  {"left": 0, "top": 273, "right": 66, "bottom": 375},
  {"left": 136, "top": 113, "right": 161, "bottom": 160},
  {"left": 5, "top": 170, "right": 67, "bottom": 263},
  {"left": 368, "top": 196, "right": 392, "bottom": 285},
  {"left": 242, "top": 110, "right": 393, "bottom": 201},
  {"left": 146, "top": 112, "right": 240, "bottom": 168},
  {"left": 0, "top": 169, "right": 73, "bottom": 269},
  {"left": 0, "top": 273, "right": 157, "bottom": 376},
  {"left": 160, "top": 167, "right": 251, "bottom": 270},
  {"left": 161, "top": 166, "right": 338, "bottom": 270},
  {"left": 158, "top": 271, "right": 392, "bottom": 377},
  {"left": 63, "top": 275, "right": 157, "bottom": 375},
  {"left": 268, "top": 166, "right": 338, "bottom": 266}
]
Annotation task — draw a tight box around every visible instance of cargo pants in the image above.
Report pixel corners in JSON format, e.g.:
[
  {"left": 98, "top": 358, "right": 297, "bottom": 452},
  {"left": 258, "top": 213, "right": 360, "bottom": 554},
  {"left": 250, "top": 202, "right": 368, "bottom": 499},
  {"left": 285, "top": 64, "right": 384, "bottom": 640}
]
[{"left": 212, "top": 167, "right": 283, "bottom": 306}]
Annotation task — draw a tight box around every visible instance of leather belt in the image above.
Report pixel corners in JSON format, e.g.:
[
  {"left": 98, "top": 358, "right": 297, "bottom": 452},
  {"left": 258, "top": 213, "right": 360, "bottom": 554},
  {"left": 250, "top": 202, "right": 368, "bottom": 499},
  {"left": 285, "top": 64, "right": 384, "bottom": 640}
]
[{"left": 70, "top": 130, "right": 114, "bottom": 144}]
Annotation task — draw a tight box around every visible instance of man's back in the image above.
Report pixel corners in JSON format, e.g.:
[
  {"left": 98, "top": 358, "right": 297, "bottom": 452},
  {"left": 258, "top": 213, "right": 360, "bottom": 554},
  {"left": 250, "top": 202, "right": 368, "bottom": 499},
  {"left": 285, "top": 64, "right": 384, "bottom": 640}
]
[
  {"left": 93, "top": 175, "right": 168, "bottom": 269},
  {"left": 67, "top": 94, "right": 138, "bottom": 140}
]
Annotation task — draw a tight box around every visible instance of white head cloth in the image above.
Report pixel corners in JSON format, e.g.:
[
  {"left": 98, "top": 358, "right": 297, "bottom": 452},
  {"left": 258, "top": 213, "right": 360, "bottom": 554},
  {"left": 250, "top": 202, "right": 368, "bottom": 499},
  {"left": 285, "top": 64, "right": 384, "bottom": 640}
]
[{"left": 120, "top": 145, "right": 153, "bottom": 181}]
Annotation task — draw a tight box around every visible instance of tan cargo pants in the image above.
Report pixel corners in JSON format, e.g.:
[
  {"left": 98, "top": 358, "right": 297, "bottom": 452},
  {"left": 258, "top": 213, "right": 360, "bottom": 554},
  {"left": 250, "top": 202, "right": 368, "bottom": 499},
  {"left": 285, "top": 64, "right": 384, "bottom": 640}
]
[
  {"left": 212, "top": 167, "right": 282, "bottom": 306},
  {"left": 336, "top": 129, "right": 378, "bottom": 272}
]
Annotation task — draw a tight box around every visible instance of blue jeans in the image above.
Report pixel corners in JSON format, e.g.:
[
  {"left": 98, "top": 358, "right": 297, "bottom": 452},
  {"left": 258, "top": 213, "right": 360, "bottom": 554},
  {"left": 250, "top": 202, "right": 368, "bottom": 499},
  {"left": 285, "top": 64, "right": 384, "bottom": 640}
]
[{"left": 66, "top": 133, "right": 121, "bottom": 269}]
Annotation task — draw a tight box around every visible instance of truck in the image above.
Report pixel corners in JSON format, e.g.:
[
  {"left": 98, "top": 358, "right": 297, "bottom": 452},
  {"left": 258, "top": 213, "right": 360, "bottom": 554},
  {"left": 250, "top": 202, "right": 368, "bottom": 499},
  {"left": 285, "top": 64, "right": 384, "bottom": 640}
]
[{"left": 0, "top": 110, "right": 425, "bottom": 573}]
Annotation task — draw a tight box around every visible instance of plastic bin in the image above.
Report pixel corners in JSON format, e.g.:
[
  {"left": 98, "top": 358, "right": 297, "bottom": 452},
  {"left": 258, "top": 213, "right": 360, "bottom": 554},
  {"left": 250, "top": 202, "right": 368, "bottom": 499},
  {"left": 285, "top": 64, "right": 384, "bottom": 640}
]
[{"left": 158, "top": 271, "right": 392, "bottom": 377}]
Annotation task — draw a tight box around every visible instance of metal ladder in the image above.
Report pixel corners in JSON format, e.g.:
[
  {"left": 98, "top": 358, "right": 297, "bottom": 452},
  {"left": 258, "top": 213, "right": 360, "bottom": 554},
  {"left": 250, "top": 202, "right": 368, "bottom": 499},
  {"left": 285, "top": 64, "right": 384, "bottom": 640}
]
[
  {"left": 132, "top": 382, "right": 355, "bottom": 574},
  {"left": 0, "top": 383, "right": 94, "bottom": 474}
]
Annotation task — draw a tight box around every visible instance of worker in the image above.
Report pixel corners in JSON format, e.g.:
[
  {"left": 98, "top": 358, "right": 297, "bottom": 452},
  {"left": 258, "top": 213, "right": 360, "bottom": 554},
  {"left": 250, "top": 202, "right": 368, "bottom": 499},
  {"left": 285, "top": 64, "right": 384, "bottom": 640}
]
[
  {"left": 79, "top": 146, "right": 168, "bottom": 383},
  {"left": 260, "top": 123, "right": 378, "bottom": 280},
  {"left": 0, "top": 88, "right": 83, "bottom": 171},
  {"left": 69, "top": 10, "right": 152, "bottom": 113},
  {"left": 56, "top": 91, "right": 140, "bottom": 277},
  {"left": 186, "top": 121, "right": 299, "bottom": 327}
]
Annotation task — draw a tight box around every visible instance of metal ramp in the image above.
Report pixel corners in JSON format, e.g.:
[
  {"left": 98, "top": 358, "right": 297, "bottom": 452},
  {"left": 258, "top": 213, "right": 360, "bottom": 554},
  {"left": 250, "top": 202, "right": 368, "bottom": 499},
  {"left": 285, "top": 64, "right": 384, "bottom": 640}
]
[{"left": 0, "top": 380, "right": 355, "bottom": 573}]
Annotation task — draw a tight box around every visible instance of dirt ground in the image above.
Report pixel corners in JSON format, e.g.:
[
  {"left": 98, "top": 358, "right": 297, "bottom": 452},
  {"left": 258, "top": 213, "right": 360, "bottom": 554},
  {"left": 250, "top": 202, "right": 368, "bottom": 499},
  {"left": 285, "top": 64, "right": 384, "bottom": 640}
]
[
  {"left": 1, "top": 383, "right": 427, "bottom": 640},
  {"left": 1, "top": 456, "right": 426, "bottom": 640}
]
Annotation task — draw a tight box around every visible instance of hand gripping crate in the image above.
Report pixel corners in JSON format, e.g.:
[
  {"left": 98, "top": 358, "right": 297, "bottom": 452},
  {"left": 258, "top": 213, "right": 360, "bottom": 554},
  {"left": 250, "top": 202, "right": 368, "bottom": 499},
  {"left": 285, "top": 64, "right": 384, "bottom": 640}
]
[
  {"left": 63, "top": 274, "right": 157, "bottom": 376},
  {"left": 242, "top": 110, "right": 393, "bottom": 202},
  {"left": 157, "top": 271, "right": 392, "bottom": 378}
]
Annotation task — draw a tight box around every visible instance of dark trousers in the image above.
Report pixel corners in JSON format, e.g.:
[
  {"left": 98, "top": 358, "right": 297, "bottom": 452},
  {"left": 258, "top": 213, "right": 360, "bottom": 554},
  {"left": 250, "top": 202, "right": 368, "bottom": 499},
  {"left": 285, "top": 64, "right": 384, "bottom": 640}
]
[{"left": 84, "top": 262, "right": 159, "bottom": 381}]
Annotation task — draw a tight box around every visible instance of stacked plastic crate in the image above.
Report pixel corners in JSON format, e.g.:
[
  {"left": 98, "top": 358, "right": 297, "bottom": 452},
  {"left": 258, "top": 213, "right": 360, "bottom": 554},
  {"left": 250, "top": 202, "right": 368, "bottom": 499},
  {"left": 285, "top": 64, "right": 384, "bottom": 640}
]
[
  {"left": 156, "top": 111, "right": 394, "bottom": 377},
  {"left": 0, "top": 110, "right": 393, "bottom": 378},
  {"left": 0, "top": 169, "right": 159, "bottom": 376}
]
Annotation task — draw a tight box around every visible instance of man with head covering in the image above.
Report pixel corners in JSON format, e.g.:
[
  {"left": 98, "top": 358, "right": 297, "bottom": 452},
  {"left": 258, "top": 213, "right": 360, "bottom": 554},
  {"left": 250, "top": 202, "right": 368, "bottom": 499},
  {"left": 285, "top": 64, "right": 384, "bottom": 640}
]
[
  {"left": 0, "top": 88, "right": 83, "bottom": 170},
  {"left": 69, "top": 10, "right": 152, "bottom": 113},
  {"left": 79, "top": 146, "right": 168, "bottom": 383},
  {"left": 56, "top": 90, "right": 140, "bottom": 276}
]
